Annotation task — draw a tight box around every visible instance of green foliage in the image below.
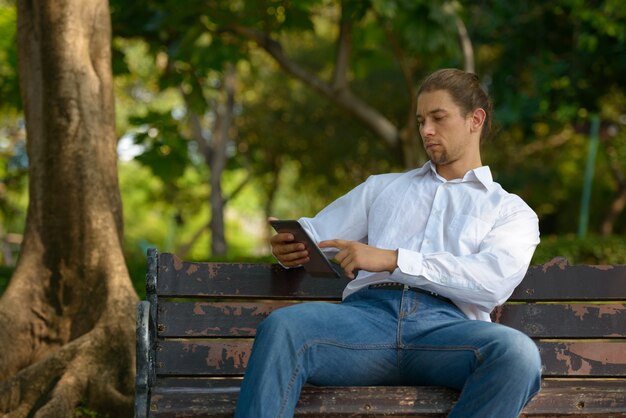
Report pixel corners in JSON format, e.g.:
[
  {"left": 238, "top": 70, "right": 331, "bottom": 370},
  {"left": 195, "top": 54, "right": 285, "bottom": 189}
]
[
  {"left": 0, "top": 3, "right": 26, "bottom": 268},
  {"left": 468, "top": 0, "right": 626, "bottom": 236},
  {"left": 73, "top": 404, "right": 103, "bottom": 418},
  {"left": 533, "top": 234, "right": 626, "bottom": 265},
  {"left": 374, "top": 0, "right": 460, "bottom": 56},
  {"left": 0, "top": 3, "right": 19, "bottom": 110},
  {"left": 129, "top": 111, "right": 190, "bottom": 183},
  {"left": 471, "top": 0, "right": 626, "bottom": 123}
]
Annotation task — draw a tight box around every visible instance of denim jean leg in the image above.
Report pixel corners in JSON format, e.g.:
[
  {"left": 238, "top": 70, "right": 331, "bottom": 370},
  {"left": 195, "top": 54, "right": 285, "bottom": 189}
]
[
  {"left": 235, "top": 291, "right": 402, "bottom": 418},
  {"left": 445, "top": 323, "right": 542, "bottom": 418},
  {"left": 397, "top": 296, "right": 542, "bottom": 418}
]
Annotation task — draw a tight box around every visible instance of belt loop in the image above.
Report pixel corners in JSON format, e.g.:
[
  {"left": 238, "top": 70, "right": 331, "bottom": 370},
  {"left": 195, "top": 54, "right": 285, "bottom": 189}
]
[{"left": 403, "top": 284, "right": 409, "bottom": 291}]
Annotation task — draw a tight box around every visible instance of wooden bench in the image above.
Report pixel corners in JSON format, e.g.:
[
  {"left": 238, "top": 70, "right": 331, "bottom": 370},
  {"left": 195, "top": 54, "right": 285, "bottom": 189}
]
[{"left": 135, "top": 249, "right": 626, "bottom": 417}]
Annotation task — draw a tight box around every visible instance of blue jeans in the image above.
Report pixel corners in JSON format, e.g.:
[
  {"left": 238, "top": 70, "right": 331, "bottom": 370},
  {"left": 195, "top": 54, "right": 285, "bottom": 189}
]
[{"left": 235, "top": 287, "right": 541, "bottom": 418}]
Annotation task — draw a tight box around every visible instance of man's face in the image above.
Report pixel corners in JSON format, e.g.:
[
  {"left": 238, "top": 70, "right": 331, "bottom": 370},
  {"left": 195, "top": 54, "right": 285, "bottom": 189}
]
[{"left": 416, "top": 90, "right": 473, "bottom": 167}]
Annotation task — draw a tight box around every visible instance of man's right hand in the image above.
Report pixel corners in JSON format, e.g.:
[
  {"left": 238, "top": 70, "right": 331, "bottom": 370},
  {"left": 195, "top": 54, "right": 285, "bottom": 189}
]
[{"left": 268, "top": 218, "right": 310, "bottom": 267}]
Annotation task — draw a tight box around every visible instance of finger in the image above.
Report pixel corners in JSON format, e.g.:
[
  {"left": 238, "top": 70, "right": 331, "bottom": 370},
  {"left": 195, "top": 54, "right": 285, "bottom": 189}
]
[
  {"left": 281, "top": 255, "right": 310, "bottom": 267},
  {"left": 338, "top": 254, "right": 358, "bottom": 279},
  {"left": 273, "top": 246, "right": 308, "bottom": 262},
  {"left": 339, "top": 253, "right": 352, "bottom": 271},
  {"left": 274, "top": 243, "right": 307, "bottom": 256},
  {"left": 278, "top": 248, "right": 309, "bottom": 260},
  {"left": 270, "top": 238, "right": 301, "bottom": 258},
  {"left": 277, "top": 248, "right": 310, "bottom": 265},
  {"left": 342, "top": 261, "right": 355, "bottom": 279},
  {"left": 267, "top": 216, "right": 279, "bottom": 222},
  {"left": 333, "top": 248, "right": 349, "bottom": 264},
  {"left": 270, "top": 232, "right": 296, "bottom": 245},
  {"left": 319, "top": 239, "right": 347, "bottom": 249}
]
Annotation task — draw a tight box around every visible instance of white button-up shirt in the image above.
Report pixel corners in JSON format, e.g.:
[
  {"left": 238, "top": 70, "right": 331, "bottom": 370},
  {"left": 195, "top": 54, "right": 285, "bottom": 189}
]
[{"left": 299, "top": 161, "right": 540, "bottom": 322}]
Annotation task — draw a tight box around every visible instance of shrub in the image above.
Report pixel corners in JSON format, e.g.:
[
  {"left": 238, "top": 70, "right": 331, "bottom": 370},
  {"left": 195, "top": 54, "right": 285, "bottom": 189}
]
[{"left": 533, "top": 234, "right": 626, "bottom": 265}]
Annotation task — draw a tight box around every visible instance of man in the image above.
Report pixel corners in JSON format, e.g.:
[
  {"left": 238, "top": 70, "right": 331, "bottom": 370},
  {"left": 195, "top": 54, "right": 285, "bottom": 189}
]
[{"left": 235, "top": 68, "right": 542, "bottom": 417}]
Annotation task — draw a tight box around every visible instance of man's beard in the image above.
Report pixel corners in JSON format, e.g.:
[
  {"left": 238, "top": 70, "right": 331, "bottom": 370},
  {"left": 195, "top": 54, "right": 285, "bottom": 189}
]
[{"left": 427, "top": 149, "right": 449, "bottom": 166}]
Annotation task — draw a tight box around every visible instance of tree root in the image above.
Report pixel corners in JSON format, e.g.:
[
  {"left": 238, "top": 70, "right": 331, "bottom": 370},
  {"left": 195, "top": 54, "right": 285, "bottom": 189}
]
[{"left": 0, "top": 320, "right": 134, "bottom": 418}]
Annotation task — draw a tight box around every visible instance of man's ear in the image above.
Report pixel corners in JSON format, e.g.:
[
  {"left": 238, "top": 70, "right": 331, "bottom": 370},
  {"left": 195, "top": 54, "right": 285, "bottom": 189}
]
[{"left": 470, "top": 108, "right": 486, "bottom": 133}]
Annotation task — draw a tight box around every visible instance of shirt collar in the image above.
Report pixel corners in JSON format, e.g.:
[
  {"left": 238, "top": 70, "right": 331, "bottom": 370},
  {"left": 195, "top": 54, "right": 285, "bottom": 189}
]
[
  {"left": 416, "top": 161, "right": 493, "bottom": 189},
  {"left": 463, "top": 165, "right": 493, "bottom": 189}
]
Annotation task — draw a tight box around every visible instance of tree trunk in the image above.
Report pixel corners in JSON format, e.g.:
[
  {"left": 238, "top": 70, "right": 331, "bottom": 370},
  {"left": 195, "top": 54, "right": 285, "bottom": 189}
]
[
  {"left": 0, "top": 1, "right": 137, "bottom": 417},
  {"left": 209, "top": 63, "right": 236, "bottom": 258}
]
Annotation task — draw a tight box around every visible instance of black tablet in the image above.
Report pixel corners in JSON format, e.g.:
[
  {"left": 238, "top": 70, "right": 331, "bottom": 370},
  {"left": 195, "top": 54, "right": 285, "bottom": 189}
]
[{"left": 269, "top": 220, "right": 342, "bottom": 278}]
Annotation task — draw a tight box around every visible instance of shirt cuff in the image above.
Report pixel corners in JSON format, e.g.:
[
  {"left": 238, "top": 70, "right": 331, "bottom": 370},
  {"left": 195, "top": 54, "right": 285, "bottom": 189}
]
[{"left": 396, "top": 248, "right": 424, "bottom": 277}]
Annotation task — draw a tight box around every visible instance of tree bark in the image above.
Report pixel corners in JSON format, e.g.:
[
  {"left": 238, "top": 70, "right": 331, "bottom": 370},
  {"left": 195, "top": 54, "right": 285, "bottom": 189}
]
[{"left": 0, "top": 1, "right": 137, "bottom": 416}]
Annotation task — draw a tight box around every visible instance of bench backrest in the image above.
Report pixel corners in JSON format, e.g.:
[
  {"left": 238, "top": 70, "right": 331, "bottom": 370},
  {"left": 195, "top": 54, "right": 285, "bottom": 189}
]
[{"left": 145, "top": 249, "right": 626, "bottom": 382}]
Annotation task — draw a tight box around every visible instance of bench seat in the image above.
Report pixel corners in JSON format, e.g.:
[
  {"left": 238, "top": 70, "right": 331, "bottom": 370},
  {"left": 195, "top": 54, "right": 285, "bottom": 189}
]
[{"left": 135, "top": 250, "right": 626, "bottom": 417}]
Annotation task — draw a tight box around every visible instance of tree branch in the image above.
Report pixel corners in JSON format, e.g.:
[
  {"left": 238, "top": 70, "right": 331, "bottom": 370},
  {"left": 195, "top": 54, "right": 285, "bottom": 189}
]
[
  {"left": 379, "top": 23, "right": 416, "bottom": 103},
  {"left": 332, "top": 2, "right": 352, "bottom": 91},
  {"left": 177, "top": 65, "right": 213, "bottom": 162},
  {"left": 517, "top": 127, "right": 574, "bottom": 159},
  {"left": 223, "top": 173, "right": 252, "bottom": 206},
  {"left": 454, "top": 15, "right": 475, "bottom": 74},
  {"left": 176, "top": 169, "right": 251, "bottom": 259},
  {"left": 227, "top": 24, "right": 400, "bottom": 151}
]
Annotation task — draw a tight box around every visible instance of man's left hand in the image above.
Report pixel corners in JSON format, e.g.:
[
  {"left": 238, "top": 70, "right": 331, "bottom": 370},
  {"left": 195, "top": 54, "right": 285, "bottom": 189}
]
[{"left": 318, "top": 239, "right": 398, "bottom": 279}]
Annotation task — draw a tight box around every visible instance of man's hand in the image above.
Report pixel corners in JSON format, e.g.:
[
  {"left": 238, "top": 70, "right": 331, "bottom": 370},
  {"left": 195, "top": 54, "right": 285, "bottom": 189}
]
[
  {"left": 268, "top": 217, "right": 310, "bottom": 267},
  {"left": 319, "top": 239, "right": 398, "bottom": 279}
]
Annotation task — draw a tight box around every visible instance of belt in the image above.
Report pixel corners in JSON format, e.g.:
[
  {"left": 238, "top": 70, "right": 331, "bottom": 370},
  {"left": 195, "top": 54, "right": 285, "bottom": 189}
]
[{"left": 368, "top": 282, "right": 453, "bottom": 304}]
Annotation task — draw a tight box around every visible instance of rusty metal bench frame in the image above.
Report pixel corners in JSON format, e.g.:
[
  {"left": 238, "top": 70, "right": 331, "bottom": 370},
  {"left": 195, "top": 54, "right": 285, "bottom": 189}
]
[{"left": 135, "top": 249, "right": 626, "bottom": 417}]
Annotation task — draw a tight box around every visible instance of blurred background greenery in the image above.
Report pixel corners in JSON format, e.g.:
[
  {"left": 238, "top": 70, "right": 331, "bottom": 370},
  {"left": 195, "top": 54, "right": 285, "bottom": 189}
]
[{"left": 1, "top": 0, "right": 626, "bottom": 298}]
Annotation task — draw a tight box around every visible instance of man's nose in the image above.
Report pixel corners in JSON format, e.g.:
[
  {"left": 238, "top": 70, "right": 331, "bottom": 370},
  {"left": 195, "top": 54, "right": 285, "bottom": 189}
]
[{"left": 420, "top": 121, "right": 435, "bottom": 136}]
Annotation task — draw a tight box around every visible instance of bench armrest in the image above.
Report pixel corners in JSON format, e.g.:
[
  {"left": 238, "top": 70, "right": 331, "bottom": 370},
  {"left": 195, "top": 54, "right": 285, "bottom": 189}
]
[{"left": 135, "top": 300, "right": 152, "bottom": 418}]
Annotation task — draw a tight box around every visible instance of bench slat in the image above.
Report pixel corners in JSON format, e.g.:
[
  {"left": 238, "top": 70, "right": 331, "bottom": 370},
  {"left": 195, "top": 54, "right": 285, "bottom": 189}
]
[
  {"left": 510, "top": 260, "right": 626, "bottom": 301},
  {"left": 156, "top": 340, "right": 626, "bottom": 378},
  {"left": 148, "top": 380, "right": 626, "bottom": 417},
  {"left": 492, "top": 303, "right": 626, "bottom": 338},
  {"left": 158, "top": 301, "right": 294, "bottom": 337},
  {"left": 158, "top": 301, "right": 626, "bottom": 339},
  {"left": 156, "top": 254, "right": 626, "bottom": 301},
  {"left": 149, "top": 385, "right": 458, "bottom": 417},
  {"left": 157, "top": 254, "right": 349, "bottom": 298},
  {"left": 156, "top": 340, "right": 251, "bottom": 376},
  {"left": 539, "top": 341, "right": 626, "bottom": 377}
]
